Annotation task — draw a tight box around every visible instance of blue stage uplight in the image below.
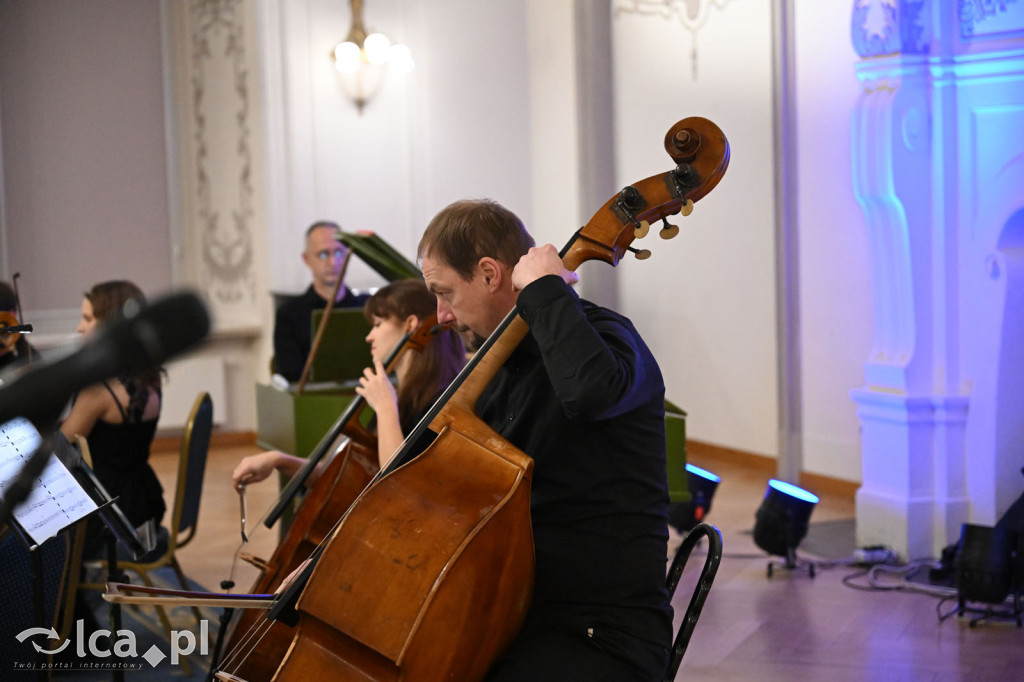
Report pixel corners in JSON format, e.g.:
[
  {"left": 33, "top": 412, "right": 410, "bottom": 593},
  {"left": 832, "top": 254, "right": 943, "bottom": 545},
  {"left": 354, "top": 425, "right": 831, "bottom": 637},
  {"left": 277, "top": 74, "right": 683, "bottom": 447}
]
[{"left": 754, "top": 479, "right": 820, "bottom": 577}]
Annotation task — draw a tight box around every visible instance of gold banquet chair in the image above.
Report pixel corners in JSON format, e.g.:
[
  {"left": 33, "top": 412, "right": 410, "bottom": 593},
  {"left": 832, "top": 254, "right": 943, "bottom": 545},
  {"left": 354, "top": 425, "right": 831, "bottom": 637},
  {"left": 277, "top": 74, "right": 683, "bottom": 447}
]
[
  {"left": 80, "top": 392, "right": 213, "bottom": 664},
  {"left": 120, "top": 392, "right": 212, "bottom": 597}
]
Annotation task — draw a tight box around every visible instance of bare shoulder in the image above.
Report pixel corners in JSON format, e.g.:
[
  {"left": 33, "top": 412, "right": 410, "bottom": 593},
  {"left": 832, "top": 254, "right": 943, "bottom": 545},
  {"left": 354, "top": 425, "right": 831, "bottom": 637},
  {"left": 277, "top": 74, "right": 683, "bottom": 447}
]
[
  {"left": 75, "top": 383, "right": 117, "bottom": 412},
  {"left": 60, "top": 383, "right": 116, "bottom": 439}
]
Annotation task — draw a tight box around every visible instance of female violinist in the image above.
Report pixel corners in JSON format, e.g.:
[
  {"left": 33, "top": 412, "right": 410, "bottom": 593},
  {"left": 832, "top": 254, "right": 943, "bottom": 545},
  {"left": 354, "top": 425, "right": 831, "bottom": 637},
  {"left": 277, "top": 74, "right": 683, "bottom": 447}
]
[{"left": 232, "top": 278, "right": 465, "bottom": 485}]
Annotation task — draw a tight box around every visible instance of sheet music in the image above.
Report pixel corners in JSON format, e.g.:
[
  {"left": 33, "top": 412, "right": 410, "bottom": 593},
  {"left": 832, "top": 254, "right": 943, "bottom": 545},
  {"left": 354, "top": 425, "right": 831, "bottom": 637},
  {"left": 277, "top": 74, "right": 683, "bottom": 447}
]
[{"left": 0, "top": 417, "right": 97, "bottom": 545}]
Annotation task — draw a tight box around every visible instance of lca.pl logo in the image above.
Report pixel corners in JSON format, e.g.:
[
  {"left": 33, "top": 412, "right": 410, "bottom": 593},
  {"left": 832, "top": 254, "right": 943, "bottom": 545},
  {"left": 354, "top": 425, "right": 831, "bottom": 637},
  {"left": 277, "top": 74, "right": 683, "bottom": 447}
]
[{"left": 14, "top": 619, "right": 210, "bottom": 669}]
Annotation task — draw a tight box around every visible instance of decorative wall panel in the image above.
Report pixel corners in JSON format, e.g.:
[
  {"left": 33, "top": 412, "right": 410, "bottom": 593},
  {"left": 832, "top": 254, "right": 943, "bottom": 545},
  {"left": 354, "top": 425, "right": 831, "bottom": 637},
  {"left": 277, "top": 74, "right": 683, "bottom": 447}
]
[{"left": 169, "top": 0, "right": 265, "bottom": 329}]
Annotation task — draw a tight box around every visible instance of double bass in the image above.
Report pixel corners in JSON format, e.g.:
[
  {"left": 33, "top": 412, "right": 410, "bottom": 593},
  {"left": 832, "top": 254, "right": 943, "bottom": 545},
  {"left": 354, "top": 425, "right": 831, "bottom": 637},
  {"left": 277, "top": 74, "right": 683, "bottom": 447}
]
[{"left": 109, "top": 116, "right": 730, "bottom": 681}]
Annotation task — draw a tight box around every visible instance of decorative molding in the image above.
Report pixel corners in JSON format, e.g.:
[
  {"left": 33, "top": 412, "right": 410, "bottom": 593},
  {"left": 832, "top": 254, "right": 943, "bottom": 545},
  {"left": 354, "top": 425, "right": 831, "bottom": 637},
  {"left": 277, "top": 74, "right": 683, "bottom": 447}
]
[
  {"left": 959, "top": 0, "right": 1024, "bottom": 39},
  {"left": 612, "top": 0, "right": 735, "bottom": 79},
  {"left": 851, "top": 0, "right": 930, "bottom": 58},
  {"left": 900, "top": 104, "right": 929, "bottom": 152},
  {"left": 850, "top": 72, "right": 918, "bottom": 391},
  {"left": 188, "top": 0, "right": 258, "bottom": 309}
]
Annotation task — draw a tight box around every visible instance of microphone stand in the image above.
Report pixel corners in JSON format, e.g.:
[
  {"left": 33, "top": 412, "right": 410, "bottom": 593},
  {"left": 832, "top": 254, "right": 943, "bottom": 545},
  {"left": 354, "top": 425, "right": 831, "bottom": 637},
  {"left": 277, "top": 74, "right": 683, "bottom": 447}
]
[
  {"left": 205, "top": 579, "right": 236, "bottom": 680},
  {"left": 104, "top": 530, "right": 128, "bottom": 682}
]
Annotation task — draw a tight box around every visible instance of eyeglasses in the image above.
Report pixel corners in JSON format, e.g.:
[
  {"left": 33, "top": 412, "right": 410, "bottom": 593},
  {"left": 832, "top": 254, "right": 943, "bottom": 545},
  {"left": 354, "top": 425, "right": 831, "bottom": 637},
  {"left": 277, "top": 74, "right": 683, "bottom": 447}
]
[{"left": 315, "top": 248, "right": 347, "bottom": 262}]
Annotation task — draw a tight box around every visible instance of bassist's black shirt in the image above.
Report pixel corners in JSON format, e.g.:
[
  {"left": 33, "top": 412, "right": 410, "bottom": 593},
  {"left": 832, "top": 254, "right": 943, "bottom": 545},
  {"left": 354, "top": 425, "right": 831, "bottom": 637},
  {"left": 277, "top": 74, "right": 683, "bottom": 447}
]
[{"left": 476, "top": 275, "right": 672, "bottom": 678}]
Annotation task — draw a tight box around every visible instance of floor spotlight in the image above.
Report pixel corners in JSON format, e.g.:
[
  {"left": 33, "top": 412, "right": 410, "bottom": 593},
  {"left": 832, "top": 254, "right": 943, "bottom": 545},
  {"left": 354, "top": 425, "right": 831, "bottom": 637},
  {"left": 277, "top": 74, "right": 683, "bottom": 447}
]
[
  {"left": 753, "top": 479, "right": 819, "bottom": 578},
  {"left": 668, "top": 463, "right": 720, "bottom": 532},
  {"left": 955, "top": 523, "right": 1022, "bottom": 626},
  {"left": 686, "top": 463, "right": 720, "bottom": 524}
]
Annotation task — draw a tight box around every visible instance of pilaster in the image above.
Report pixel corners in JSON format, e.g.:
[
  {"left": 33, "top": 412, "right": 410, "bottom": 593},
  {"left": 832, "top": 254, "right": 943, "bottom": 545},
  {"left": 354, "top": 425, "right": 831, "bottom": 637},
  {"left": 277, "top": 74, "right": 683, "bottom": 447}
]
[{"left": 850, "top": 0, "right": 1024, "bottom": 557}]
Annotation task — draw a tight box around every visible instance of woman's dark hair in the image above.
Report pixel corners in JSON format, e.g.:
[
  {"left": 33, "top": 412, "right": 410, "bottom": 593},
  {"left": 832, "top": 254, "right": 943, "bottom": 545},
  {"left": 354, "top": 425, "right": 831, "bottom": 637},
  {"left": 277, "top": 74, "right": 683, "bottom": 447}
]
[
  {"left": 85, "top": 280, "right": 162, "bottom": 389},
  {"left": 365, "top": 279, "right": 465, "bottom": 430}
]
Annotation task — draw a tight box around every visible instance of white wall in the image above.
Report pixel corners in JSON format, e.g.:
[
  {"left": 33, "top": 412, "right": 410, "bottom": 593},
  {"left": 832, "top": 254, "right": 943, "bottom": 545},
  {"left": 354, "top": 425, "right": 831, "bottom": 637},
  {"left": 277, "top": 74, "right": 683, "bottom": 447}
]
[
  {"left": 0, "top": 0, "right": 172, "bottom": 316},
  {"left": 611, "top": 0, "right": 780, "bottom": 458},
  {"left": 260, "top": 0, "right": 534, "bottom": 296},
  {"left": 794, "top": 0, "right": 872, "bottom": 482}
]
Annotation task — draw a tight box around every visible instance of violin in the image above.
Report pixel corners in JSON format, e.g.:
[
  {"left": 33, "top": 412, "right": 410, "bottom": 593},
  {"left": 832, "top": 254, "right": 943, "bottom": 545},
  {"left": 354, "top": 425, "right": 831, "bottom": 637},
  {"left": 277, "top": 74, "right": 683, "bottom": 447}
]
[
  {"left": 1, "top": 273, "right": 32, "bottom": 359},
  {"left": 0, "top": 311, "right": 25, "bottom": 355},
  {"left": 106, "top": 116, "right": 730, "bottom": 682}
]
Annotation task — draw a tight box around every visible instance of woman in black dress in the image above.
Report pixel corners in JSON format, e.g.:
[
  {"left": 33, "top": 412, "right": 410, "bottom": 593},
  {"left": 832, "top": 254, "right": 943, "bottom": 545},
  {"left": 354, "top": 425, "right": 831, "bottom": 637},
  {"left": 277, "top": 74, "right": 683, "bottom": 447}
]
[{"left": 60, "top": 280, "right": 164, "bottom": 557}]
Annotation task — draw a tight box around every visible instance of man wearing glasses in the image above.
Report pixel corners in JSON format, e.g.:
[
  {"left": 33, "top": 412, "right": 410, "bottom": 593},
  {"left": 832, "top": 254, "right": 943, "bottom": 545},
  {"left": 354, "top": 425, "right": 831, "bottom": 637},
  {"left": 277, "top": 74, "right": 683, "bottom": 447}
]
[{"left": 272, "top": 221, "right": 370, "bottom": 382}]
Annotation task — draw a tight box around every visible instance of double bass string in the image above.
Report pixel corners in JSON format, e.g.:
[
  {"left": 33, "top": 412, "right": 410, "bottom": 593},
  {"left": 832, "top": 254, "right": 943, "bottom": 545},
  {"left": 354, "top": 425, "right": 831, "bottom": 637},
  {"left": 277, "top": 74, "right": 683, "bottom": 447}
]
[{"left": 218, "top": 615, "right": 279, "bottom": 676}]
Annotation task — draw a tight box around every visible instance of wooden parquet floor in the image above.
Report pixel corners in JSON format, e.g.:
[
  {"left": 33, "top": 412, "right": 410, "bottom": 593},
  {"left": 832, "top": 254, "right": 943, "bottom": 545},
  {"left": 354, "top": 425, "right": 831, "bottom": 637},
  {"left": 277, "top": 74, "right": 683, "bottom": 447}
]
[{"left": 151, "top": 442, "right": 1024, "bottom": 681}]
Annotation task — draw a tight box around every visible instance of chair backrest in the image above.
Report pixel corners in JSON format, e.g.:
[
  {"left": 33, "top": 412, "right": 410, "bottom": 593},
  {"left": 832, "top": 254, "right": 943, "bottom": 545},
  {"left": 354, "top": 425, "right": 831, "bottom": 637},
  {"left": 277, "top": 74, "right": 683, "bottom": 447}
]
[
  {"left": 170, "top": 392, "right": 213, "bottom": 551},
  {"left": 664, "top": 522, "right": 723, "bottom": 681},
  {"left": 0, "top": 529, "right": 73, "bottom": 664}
]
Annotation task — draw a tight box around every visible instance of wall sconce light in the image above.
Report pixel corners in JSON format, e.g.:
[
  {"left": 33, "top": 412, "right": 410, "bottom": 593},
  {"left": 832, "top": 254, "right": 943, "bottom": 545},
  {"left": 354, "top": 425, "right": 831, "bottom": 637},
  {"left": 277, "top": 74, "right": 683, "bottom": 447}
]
[
  {"left": 753, "top": 478, "right": 819, "bottom": 578},
  {"left": 332, "top": 0, "right": 414, "bottom": 114}
]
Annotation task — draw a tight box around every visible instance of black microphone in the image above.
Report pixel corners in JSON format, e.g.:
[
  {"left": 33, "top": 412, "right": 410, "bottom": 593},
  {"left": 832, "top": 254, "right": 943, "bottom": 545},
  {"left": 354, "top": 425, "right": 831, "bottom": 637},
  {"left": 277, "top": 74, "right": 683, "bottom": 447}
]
[{"left": 0, "top": 290, "right": 211, "bottom": 427}]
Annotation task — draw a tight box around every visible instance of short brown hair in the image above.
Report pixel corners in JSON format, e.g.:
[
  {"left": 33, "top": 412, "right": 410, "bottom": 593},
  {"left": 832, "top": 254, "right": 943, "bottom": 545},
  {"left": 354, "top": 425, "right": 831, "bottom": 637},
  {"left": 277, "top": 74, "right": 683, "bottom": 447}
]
[
  {"left": 417, "top": 199, "right": 534, "bottom": 281},
  {"left": 306, "top": 220, "right": 341, "bottom": 238}
]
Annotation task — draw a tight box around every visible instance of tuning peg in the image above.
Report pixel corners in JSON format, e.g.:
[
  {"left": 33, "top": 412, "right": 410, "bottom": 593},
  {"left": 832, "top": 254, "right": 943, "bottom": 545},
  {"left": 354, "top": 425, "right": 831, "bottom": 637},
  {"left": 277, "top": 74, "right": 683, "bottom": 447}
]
[
  {"left": 659, "top": 218, "right": 679, "bottom": 240},
  {"left": 628, "top": 246, "right": 652, "bottom": 260},
  {"left": 679, "top": 199, "right": 694, "bottom": 217},
  {"left": 634, "top": 220, "right": 650, "bottom": 239}
]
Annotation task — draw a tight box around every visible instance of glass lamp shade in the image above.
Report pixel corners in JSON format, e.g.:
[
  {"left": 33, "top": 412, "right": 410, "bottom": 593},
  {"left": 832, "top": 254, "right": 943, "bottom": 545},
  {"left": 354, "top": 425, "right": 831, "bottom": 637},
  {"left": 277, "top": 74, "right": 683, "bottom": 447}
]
[{"left": 753, "top": 479, "right": 819, "bottom": 557}]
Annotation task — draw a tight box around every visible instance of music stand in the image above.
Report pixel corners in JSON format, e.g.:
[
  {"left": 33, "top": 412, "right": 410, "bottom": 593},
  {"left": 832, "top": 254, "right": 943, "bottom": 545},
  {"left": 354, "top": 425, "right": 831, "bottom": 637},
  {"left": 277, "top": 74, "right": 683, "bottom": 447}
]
[
  {"left": 62, "top": 434, "right": 155, "bottom": 682},
  {"left": 1, "top": 420, "right": 153, "bottom": 681}
]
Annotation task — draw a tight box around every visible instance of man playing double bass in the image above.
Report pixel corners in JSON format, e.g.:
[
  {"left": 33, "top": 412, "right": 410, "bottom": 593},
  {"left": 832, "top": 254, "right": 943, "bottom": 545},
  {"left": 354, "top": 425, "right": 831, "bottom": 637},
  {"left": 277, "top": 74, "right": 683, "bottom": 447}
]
[{"left": 418, "top": 199, "right": 673, "bottom": 681}]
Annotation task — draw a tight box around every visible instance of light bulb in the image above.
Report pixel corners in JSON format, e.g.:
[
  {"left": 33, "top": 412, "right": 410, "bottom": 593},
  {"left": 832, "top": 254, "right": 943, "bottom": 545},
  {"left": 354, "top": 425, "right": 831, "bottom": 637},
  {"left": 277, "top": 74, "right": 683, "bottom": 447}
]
[
  {"left": 389, "top": 43, "right": 414, "bottom": 73},
  {"left": 333, "top": 41, "right": 361, "bottom": 73},
  {"left": 363, "top": 32, "right": 392, "bottom": 65}
]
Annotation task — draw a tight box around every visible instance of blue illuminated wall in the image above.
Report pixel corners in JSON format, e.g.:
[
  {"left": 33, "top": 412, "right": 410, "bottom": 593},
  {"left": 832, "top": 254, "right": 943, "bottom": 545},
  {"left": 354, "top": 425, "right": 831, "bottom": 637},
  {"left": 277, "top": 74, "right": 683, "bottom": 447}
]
[{"left": 849, "top": 0, "right": 1024, "bottom": 558}]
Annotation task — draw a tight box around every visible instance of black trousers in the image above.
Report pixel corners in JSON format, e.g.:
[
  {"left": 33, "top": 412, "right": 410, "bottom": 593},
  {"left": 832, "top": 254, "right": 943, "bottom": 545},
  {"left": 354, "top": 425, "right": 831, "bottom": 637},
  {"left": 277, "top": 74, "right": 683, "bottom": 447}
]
[{"left": 485, "top": 610, "right": 668, "bottom": 682}]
